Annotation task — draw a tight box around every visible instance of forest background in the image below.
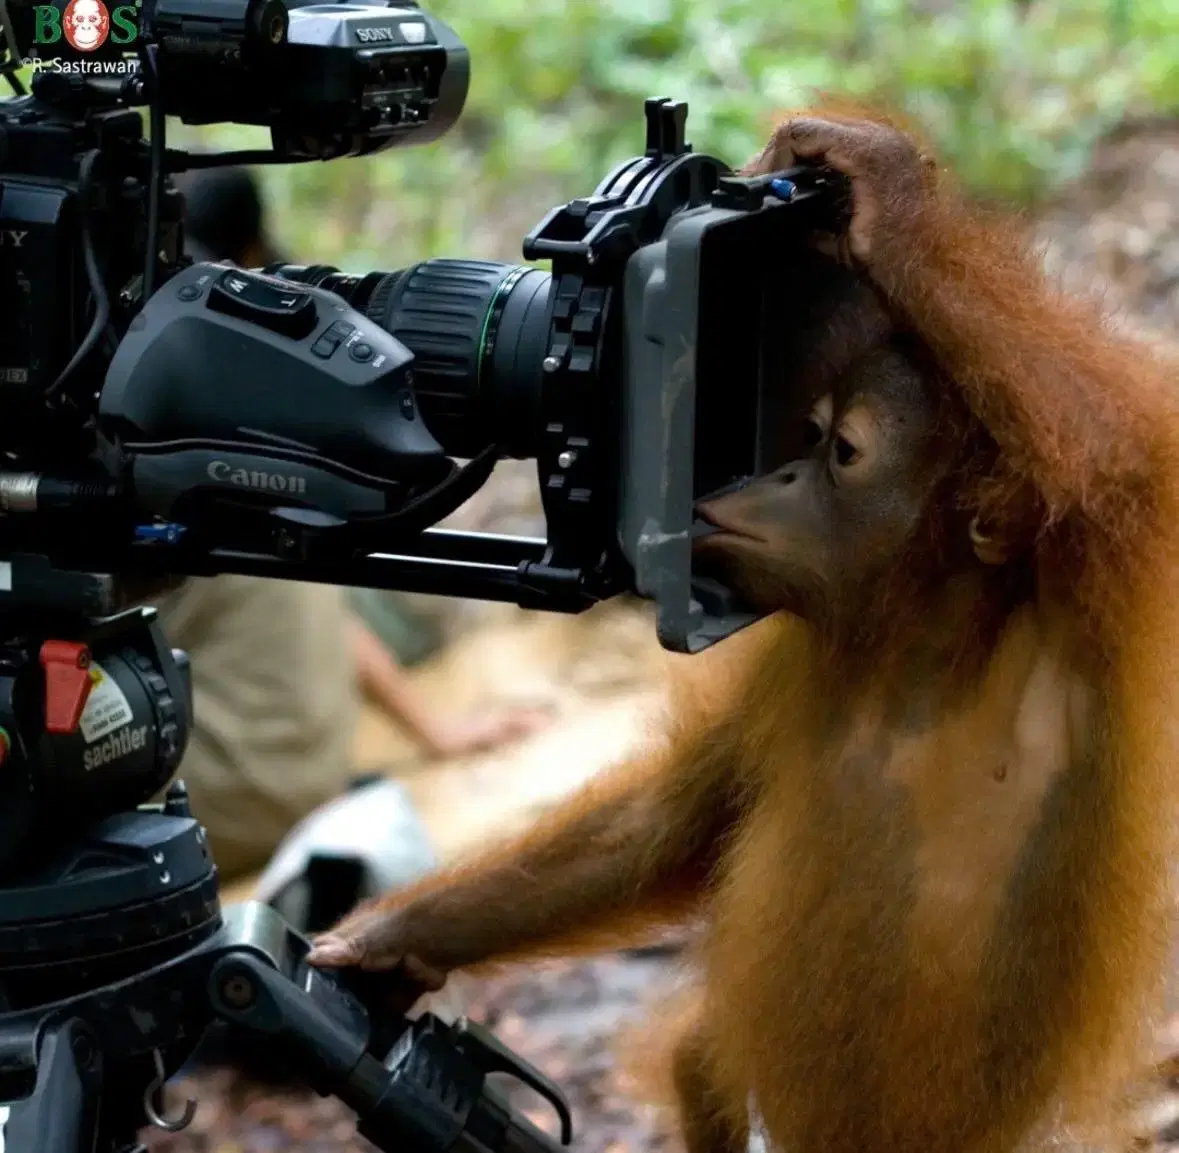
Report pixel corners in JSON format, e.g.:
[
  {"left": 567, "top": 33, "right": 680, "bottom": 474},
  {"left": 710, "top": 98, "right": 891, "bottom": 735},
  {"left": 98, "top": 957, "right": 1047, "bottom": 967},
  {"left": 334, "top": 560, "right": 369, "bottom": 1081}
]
[{"left": 171, "top": 0, "right": 1179, "bottom": 274}]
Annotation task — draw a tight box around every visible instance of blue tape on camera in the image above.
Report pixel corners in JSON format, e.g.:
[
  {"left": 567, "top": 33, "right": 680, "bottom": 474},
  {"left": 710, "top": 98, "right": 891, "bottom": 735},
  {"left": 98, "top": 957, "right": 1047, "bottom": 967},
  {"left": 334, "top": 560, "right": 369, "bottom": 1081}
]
[
  {"left": 769, "top": 177, "right": 797, "bottom": 202},
  {"left": 135, "top": 523, "right": 186, "bottom": 545}
]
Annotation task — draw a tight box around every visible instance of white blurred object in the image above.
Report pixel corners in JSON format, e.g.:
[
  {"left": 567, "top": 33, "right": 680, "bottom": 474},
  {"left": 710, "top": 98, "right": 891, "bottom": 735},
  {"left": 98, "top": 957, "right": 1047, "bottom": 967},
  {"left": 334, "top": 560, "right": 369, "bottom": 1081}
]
[
  {"left": 252, "top": 776, "right": 438, "bottom": 934},
  {"left": 748, "top": 1096, "right": 770, "bottom": 1153}
]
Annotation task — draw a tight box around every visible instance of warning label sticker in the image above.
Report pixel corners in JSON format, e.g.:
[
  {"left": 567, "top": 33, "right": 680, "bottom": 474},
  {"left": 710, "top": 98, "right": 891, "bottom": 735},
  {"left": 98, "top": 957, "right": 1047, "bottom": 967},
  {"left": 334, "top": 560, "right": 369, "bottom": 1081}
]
[{"left": 79, "top": 663, "right": 134, "bottom": 745}]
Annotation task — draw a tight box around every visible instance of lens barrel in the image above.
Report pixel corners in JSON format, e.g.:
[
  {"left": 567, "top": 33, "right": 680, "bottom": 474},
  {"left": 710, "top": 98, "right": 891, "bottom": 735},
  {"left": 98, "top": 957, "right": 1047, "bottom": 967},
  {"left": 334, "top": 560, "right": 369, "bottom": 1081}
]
[{"left": 272, "top": 259, "right": 553, "bottom": 460}]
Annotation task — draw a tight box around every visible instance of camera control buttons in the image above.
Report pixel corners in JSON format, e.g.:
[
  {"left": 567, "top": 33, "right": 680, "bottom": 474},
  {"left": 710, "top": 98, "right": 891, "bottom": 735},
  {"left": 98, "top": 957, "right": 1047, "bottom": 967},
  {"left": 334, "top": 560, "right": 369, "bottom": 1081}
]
[
  {"left": 207, "top": 269, "right": 319, "bottom": 340},
  {"left": 349, "top": 341, "right": 374, "bottom": 363},
  {"left": 176, "top": 284, "right": 202, "bottom": 302},
  {"left": 310, "top": 321, "right": 355, "bottom": 359}
]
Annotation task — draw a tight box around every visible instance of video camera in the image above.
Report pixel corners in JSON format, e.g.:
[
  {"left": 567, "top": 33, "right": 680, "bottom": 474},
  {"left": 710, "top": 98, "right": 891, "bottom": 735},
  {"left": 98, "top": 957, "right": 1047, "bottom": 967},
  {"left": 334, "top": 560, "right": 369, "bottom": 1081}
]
[
  {"left": 0, "top": 3, "right": 850, "bottom": 1152},
  {"left": 0, "top": 0, "right": 849, "bottom": 651}
]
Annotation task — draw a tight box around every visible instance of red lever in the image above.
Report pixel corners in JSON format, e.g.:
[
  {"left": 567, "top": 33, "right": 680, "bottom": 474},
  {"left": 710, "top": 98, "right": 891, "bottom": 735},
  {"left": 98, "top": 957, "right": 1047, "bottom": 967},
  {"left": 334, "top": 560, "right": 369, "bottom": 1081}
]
[{"left": 40, "top": 641, "right": 93, "bottom": 735}]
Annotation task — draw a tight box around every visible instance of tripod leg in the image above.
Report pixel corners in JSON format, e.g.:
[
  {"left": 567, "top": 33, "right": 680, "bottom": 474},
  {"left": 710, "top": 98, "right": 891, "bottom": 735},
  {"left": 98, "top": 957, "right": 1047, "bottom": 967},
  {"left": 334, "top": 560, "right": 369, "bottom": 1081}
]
[{"left": 1, "top": 1017, "right": 101, "bottom": 1153}]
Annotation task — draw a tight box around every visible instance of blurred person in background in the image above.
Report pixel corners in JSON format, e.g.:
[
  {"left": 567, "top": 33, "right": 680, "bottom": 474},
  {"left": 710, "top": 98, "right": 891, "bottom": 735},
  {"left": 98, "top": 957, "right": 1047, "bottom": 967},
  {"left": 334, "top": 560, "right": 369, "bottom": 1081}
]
[{"left": 155, "top": 165, "right": 551, "bottom": 881}]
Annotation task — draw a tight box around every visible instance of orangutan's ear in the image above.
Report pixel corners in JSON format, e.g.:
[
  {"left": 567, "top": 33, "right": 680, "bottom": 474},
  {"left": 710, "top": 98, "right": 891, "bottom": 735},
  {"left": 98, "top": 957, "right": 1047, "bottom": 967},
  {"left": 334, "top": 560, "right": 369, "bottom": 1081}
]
[
  {"left": 969, "top": 501, "right": 1044, "bottom": 566},
  {"left": 966, "top": 468, "right": 1044, "bottom": 567},
  {"left": 969, "top": 516, "right": 1011, "bottom": 566}
]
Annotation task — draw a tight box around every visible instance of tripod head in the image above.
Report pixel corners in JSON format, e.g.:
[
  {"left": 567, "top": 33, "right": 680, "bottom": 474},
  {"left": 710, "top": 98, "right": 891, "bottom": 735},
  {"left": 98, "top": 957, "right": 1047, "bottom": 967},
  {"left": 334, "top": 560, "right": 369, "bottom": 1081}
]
[
  {"left": 0, "top": 561, "right": 190, "bottom": 873},
  {"left": 0, "top": 560, "right": 577, "bottom": 1153}
]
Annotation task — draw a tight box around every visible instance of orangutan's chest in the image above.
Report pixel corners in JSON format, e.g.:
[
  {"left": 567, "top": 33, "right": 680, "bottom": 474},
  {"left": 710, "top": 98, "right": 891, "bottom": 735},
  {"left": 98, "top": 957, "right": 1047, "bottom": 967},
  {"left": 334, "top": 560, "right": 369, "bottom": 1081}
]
[{"left": 820, "top": 650, "right": 1092, "bottom": 971}]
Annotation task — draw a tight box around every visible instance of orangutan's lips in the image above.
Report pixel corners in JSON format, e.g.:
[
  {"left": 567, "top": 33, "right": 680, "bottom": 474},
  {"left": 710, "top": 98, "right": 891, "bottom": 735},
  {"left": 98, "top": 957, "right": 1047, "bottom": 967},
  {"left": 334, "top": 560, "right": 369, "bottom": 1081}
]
[
  {"left": 691, "top": 512, "right": 761, "bottom": 546},
  {"left": 694, "top": 503, "right": 728, "bottom": 531},
  {"left": 692, "top": 512, "right": 727, "bottom": 542}
]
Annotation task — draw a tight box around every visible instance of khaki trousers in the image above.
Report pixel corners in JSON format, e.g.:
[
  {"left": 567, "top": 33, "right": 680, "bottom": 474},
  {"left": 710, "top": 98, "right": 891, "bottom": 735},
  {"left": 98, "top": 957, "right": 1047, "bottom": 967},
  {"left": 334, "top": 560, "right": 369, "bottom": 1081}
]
[{"left": 154, "top": 575, "right": 359, "bottom": 881}]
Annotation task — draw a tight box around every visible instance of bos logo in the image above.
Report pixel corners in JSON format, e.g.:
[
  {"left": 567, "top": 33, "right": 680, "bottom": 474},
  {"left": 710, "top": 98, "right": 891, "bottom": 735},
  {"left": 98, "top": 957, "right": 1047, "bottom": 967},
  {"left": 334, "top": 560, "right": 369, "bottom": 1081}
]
[{"left": 32, "top": 0, "right": 139, "bottom": 51}]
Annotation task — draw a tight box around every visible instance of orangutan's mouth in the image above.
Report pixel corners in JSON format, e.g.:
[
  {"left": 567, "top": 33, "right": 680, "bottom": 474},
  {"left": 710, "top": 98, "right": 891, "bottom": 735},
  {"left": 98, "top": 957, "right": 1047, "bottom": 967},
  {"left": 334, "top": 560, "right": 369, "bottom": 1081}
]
[{"left": 692, "top": 505, "right": 761, "bottom": 545}]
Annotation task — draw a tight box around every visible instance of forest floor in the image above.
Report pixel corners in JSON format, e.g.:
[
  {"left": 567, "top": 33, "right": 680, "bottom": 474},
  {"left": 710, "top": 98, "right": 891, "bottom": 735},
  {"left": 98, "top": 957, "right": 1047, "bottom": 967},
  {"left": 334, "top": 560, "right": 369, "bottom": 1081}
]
[{"left": 140, "top": 116, "right": 1179, "bottom": 1153}]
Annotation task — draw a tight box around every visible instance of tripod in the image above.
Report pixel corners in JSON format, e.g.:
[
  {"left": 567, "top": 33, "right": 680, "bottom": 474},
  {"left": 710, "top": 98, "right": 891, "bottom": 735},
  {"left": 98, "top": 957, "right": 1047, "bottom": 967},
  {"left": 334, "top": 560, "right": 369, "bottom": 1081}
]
[{"left": 0, "top": 563, "right": 573, "bottom": 1153}]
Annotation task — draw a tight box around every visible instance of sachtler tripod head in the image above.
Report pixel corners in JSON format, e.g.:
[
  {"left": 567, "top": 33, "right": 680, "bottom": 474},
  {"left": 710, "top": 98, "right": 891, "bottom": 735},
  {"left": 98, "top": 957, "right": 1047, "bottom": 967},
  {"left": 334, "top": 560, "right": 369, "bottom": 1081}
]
[{"left": 0, "top": 560, "right": 576, "bottom": 1153}]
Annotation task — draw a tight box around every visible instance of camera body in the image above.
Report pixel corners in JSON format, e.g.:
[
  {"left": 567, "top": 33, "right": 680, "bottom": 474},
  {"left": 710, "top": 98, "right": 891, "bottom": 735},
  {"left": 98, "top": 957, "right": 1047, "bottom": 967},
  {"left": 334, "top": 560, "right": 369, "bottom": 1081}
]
[
  {"left": 0, "top": 0, "right": 467, "bottom": 448},
  {"left": 0, "top": 99, "right": 178, "bottom": 449}
]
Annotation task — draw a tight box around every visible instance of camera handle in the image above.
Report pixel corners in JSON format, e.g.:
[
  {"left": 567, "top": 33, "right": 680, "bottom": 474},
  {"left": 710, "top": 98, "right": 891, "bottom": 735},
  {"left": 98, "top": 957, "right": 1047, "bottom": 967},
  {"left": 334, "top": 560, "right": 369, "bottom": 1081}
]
[{"left": 0, "top": 902, "right": 573, "bottom": 1153}]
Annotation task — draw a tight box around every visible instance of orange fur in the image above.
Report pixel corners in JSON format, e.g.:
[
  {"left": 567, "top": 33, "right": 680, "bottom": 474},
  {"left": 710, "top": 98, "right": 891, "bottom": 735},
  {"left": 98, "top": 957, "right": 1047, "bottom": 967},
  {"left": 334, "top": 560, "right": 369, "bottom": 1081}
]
[{"left": 317, "top": 108, "right": 1179, "bottom": 1153}]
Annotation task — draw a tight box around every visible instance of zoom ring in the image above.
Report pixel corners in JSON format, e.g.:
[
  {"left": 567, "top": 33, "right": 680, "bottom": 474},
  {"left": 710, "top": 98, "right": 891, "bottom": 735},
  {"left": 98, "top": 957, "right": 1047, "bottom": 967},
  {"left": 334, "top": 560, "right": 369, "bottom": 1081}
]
[{"left": 366, "top": 258, "right": 519, "bottom": 459}]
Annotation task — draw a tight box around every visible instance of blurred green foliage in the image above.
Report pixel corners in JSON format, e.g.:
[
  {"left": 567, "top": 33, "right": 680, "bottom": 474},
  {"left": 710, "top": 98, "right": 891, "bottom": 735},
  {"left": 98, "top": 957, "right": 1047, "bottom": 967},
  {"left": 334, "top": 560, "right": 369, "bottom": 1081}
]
[{"left": 168, "top": 0, "right": 1179, "bottom": 271}]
